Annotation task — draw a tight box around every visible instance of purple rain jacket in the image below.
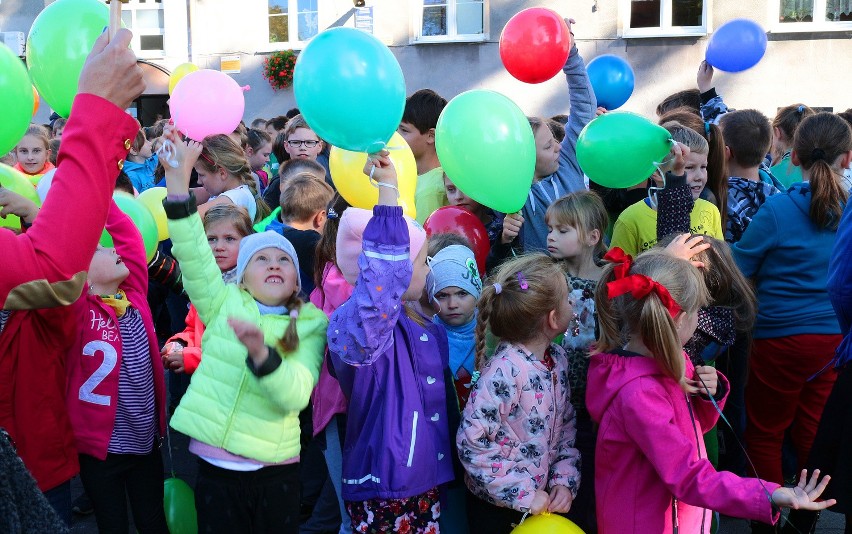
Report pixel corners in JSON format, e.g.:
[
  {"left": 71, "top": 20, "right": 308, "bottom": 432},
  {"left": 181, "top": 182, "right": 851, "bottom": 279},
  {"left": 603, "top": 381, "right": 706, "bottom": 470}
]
[{"left": 328, "top": 205, "right": 455, "bottom": 501}]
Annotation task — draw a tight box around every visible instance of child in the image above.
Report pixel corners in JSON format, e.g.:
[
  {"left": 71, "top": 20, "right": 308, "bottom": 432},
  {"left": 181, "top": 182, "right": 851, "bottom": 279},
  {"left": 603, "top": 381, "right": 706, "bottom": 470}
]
[
  {"left": 124, "top": 127, "right": 158, "bottom": 193},
  {"left": 719, "top": 109, "right": 783, "bottom": 243},
  {"left": 15, "top": 125, "right": 55, "bottom": 186},
  {"left": 262, "top": 158, "right": 327, "bottom": 216},
  {"left": 161, "top": 204, "right": 254, "bottom": 374},
  {"left": 771, "top": 104, "right": 816, "bottom": 189},
  {"left": 246, "top": 128, "right": 273, "bottom": 192},
  {"left": 161, "top": 128, "right": 327, "bottom": 533},
  {"left": 328, "top": 152, "right": 454, "bottom": 531},
  {"left": 733, "top": 113, "right": 850, "bottom": 497},
  {"left": 426, "top": 243, "right": 483, "bottom": 409},
  {"left": 264, "top": 116, "right": 327, "bottom": 209},
  {"left": 265, "top": 174, "right": 334, "bottom": 296},
  {"left": 588, "top": 248, "right": 835, "bottom": 532},
  {"left": 64, "top": 200, "right": 168, "bottom": 533},
  {"left": 398, "top": 88, "right": 449, "bottom": 223},
  {"left": 195, "top": 134, "right": 270, "bottom": 223},
  {"left": 610, "top": 142, "right": 723, "bottom": 257},
  {"left": 457, "top": 254, "right": 579, "bottom": 533},
  {"left": 443, "top": 173, "right": 515, "bottom": 271},
  {"left": 523, "top": 21, "right": 596, "bottom": 252},
  {"left": 309, "top": 193, "right": 354, "bottom": 534},
  {"left": 545, "top": 190, "right": 608, "bottom": 533},
  {"left": 51, "top": 117, "right": 67, "bottom": 139}
]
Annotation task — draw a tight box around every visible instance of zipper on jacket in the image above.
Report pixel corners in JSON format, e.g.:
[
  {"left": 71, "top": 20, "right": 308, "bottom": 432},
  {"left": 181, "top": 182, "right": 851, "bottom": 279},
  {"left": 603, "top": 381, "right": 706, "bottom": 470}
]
[
  {"left": 221, "top": 372, "right": 250, "bottom": 446},
  {"left": 407, "top": 411, "right": 419, "bottom": 467}
]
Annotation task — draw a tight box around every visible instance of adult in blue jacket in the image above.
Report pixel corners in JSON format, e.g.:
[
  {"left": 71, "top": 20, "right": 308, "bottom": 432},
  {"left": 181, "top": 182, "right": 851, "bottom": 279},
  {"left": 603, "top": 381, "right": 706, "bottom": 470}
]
[{"left": 732, "top": 113, "right": 851, "bottom": 503}]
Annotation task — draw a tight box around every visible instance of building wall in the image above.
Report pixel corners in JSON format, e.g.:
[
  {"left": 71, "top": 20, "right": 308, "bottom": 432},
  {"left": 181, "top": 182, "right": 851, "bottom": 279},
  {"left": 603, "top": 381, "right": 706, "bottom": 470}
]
[{"left": 4, "top": 0, "right": 852, "bottom": 125}]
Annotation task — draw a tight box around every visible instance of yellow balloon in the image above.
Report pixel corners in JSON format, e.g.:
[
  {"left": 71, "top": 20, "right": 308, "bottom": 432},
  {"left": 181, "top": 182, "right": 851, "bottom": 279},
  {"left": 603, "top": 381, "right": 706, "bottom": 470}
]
[
  {"left": 136, "top": 186, "right": 169, "bottom": 241},
  {"left": 329, "top": 132, "right": 417, "bottom": 219},
  {"left": 169, "top": 63, "right": 199, "bottom": 95},
  {"left": 0, "top": 163, "right": 41, "bottom": 230},
  {"left": 511, "top": 513, "right": 586, "bottom": 534}
]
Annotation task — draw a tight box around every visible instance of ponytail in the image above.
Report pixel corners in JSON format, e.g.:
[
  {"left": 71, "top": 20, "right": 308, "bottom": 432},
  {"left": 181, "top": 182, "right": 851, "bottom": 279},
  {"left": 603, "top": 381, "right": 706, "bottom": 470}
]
[
  {"left": 474, "top": 287, "right": 495, "bottom": 371},
  {"left": 278, "top": 295, "right": 303, "bottom": 354},
  {"left": 792, "top": 113, "right": 852, "bottom": 230}
]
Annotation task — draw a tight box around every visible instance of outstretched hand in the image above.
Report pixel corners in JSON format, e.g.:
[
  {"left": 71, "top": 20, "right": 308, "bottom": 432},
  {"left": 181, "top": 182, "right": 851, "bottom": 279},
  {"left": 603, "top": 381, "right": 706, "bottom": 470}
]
[
  {"left": 771, "top": 470, "right": 836, "bottom": 511},
  {"left": 228, "top": 317, "right": 268, "bottom": 367},
  {"left": 697, "top": 60, "right": 714, "bottom": 94},
  {"left": 162, "top": 124, "right": 202, "bottom": 196}
]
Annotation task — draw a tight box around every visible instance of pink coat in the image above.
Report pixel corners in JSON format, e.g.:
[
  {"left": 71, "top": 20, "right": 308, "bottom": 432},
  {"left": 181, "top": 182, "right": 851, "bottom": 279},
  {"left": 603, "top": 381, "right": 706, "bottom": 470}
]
[
  {"left": 308, "top": 262, "right": 352, "bottom": 436},
  {"left": 65, "top": 202, "right": 166, "bottom": 459},
  {"left": 457, "top": 342, "right": 580, "bottom": 512},
  {"left": 587, "top": 351, "right": 779, "bottom": 533}
]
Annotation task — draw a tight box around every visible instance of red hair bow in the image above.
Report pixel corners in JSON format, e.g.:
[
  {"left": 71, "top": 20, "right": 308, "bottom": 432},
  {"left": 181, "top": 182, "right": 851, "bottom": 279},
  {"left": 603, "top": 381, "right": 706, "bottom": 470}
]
[{"left": 604, "top": 247, "right": 682, "bottom": 318}]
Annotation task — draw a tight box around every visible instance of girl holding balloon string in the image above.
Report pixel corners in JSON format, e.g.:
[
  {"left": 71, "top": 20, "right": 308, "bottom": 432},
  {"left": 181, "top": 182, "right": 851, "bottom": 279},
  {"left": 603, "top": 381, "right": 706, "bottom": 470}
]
[{"left": 160, "top": 125, "right": 327, "bottom": 533}]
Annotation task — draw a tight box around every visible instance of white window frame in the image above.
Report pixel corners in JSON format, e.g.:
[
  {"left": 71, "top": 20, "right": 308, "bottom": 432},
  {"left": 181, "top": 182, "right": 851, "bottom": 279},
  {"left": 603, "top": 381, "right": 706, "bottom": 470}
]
[
  {"left": 769, "top": 0, "right": 852, "bottom": 32},
  {"left": 105, "top": 0, "right": 165, "bottom": 59},
  {"left": 265, "top": 0, "right": 321, "bottom": 51},
  {"left": 618, "top": 0, "right": 710, "bottom": 38},
  {"left": 411, "top": 0, "right": 489, "bottom": 44}
]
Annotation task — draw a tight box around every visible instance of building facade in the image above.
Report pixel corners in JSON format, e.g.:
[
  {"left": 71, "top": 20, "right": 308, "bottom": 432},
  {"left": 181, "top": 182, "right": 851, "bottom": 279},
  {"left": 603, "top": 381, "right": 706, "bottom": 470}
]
[{"left": 3, "top": 0, "right": 852, "bottom": 126}]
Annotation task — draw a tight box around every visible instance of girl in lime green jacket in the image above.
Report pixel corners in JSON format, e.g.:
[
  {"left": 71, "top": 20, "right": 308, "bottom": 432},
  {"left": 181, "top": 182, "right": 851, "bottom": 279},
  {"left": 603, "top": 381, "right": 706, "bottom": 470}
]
[{"left": 161, "top": 127, "right": 327, "bottom": 534}]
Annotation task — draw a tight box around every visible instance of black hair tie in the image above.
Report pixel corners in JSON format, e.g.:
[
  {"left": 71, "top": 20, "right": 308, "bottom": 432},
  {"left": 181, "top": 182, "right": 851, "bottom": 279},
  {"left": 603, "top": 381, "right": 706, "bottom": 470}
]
[{"left": 811, "top": 148, "right": 826, "bottom": 161}]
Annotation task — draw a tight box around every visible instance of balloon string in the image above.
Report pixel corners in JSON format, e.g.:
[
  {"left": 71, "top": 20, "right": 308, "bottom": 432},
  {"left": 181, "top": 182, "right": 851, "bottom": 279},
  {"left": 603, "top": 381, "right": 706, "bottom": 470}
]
[
  {"left": 157, "top": 139, "right": 180, "bottom": 169},
  {"left": 648, "top": 139, "right": 677, "bottom": 209},
  {"left": 165, "top": 411, "right": 176, "bottom": 478}
]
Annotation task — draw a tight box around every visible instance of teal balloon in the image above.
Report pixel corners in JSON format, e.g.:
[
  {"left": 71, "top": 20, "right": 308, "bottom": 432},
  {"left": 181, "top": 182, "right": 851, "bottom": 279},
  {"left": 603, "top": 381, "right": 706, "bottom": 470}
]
[
  {"left": 294, "top": 27, "right": 405, "bottom": 153},
  {"left": 436, "top": 90, "right": 535, "bottom": 214},
  {"left": 0, "top": 45, "right": 34, "bottom": 155},
  {"left": 27, "top": 0, "right": 110, "bottom": 118},
  {"left": 163, "top": 477, "right": 197, "bottom": 534},
  {"left": 99, "top": 194, "right": 159, "bottom": 261},
  {"left": 576, "top": 112, "right": 673, "bottom": 189}
]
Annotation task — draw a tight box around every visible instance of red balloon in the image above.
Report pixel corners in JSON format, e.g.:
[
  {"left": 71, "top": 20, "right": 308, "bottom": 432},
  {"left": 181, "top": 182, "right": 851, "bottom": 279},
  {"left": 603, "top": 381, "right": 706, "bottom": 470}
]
[
  {"left": 423, "top": 206, "right": 490, "bottom": 276},
  {"left": 499, "top": 8, "right": 572, "bottom": 84}
]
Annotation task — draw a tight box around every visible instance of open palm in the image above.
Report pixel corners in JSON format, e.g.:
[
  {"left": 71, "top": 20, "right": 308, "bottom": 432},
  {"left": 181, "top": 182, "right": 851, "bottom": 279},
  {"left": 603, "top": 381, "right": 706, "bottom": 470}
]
[{"left": 771, "top": 470, "right": 836, "bottom": 511}]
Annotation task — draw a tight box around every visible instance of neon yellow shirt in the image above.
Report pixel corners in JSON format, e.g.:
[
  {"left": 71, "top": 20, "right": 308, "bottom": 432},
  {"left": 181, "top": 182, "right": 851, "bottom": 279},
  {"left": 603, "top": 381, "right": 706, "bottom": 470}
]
[
  {"left": 610, "top": 198, "right": 724, "bottom": 257},
  {"left": 414, "top": 166, "right": 448, "bottom": 225}
]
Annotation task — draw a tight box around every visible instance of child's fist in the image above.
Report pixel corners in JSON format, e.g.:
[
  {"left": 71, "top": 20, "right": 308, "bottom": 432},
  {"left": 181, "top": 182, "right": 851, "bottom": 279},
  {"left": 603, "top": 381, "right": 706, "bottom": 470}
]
[
  {"left": 697, "top": 60, "right": 714, "bottom": 94},
  {"left": 501, "top": 213, "right": 524, "bottom": 244},
  {"left": 547, "top": 485, "right": 573, "bottom": 513},
  {"left": 530, "top": 490, "right": 551, "bottom": 515},
  {"left": 670, "top": 142, "right": 690, "bottom": 176}
]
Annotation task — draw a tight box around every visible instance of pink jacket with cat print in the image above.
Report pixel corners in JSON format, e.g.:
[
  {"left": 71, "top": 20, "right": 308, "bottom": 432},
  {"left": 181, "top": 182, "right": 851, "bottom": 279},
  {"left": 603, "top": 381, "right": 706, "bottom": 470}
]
[{"left": 456, "top": 341, "right": 580, "bottom": 512}]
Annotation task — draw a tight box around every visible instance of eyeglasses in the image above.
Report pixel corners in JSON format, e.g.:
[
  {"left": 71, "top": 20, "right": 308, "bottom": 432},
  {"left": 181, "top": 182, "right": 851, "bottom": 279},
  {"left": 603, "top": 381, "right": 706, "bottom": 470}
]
[{"left": 286, "top": 139, "right": 320, "bottom": 148}]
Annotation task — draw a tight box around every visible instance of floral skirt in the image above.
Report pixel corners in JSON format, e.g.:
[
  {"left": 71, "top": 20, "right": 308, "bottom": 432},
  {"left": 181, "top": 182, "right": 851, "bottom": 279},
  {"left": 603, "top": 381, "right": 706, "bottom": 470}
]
[{"left": 346, "top": 487, "right": 441, "bottom": 533}]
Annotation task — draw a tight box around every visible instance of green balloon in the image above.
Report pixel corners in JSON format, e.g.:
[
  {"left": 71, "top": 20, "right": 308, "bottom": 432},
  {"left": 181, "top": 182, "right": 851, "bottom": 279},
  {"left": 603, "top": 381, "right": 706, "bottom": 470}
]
[
  {"left": 163, "top": 477, "right": 197, "bottom": 534},
  {"left": 435, "top": 90, "right": 535, "bottom": 214},
  {"left": 0, "top": 45, "right": 34, "bottom": 155},
  {"left": 576, "top": 111, "right": 673, "bottom": 189},
  {"left": 99, "top": 194, "right": 159, "bottom": 261},
  {"left": 27, "top": 0, "right": 110, "bottom": 119},
  {"left": 0, "top": 164, "right": 41, "bottom": 230}
]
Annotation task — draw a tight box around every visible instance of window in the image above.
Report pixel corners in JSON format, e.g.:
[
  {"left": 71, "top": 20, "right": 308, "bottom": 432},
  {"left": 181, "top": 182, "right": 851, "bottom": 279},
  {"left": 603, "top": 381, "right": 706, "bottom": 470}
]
[
  {"left": 771, "top": 0, "right": 852, "bottom": 30},
  {"left": 108, "top": 0, "right": 165, "bottom": 57},
  {"left": 413, "top": 0, "right": 488, "bottom": 43},
  {"left": 620, "top": 0, "right": 708, "bottom": 37},
  {"left": 268, "top": 0, "right": 319, "bottom": 46}
]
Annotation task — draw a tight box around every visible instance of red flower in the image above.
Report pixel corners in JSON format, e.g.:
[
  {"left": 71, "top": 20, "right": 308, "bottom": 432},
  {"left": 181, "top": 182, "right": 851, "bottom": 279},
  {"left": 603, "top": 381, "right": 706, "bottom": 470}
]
[
  {"left": 418, "top": 498, "right": 430, "bottom": 513},
  {"left": 279, "top": 71, "right": 285, "bottom": 76}
]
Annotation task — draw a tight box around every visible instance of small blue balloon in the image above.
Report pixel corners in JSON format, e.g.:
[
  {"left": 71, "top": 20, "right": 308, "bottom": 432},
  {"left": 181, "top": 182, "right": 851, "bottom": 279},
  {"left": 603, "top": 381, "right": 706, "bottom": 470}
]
[
  {"left": 294, "top": 27, "right": 406, "bottom": 153},
  {"left": 705, "top": 19, "right": 767, "bottom": 73},
  {"left": 587, "top": 55, "right": 635, "bottom": 110}
]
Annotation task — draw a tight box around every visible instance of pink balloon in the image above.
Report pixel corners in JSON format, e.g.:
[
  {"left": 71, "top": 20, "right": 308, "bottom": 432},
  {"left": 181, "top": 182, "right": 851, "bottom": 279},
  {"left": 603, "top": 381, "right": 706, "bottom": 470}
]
[{"left": 170, "top": 69, "right": 246, "bottom": 142}]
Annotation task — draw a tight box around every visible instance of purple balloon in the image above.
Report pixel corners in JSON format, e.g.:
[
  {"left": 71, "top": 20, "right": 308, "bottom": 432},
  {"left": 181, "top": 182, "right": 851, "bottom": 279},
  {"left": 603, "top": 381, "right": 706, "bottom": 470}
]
[
  {"left": 706, "top": 19, "right": 767, "bottom": 73},
  {"left": 170, "top": 69, "right": 246, "bottom": 142}
]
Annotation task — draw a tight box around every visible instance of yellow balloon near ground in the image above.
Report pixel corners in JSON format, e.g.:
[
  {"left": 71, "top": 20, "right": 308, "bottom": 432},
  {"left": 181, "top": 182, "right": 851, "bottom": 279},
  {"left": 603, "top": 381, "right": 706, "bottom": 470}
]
[
  {"left": 169, "top": 63, "right": 199, "bottom": 95},
  {"left": 511, "top": 513, "right": 586, "bottom": 534},
  {"left": 329, "top": 132, "right": 417, "bottom": 219},
  {"left": 137, "top": 187, "right": 169, "bottom": 241},
  {"left": 0, "top": 163, "right": 41, "bottom": 230}
]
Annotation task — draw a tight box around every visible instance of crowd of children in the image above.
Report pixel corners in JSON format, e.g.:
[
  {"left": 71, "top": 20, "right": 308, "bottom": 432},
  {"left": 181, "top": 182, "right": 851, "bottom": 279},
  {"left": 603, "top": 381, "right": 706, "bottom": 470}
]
[{"left": 3, "top": 19, "right": 852, "bottom": 534}]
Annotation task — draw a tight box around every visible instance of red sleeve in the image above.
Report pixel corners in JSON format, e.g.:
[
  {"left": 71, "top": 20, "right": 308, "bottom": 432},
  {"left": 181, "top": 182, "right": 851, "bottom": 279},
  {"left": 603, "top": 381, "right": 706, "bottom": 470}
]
[
  {"left": 108, "top": 200, "right": 149, "bottom": 296},
  {"left": 0, "top": 94, "right": 139, "bottom": 310},
  {"left": 182, "top": 347, "right": 201, "bottom": 375}
]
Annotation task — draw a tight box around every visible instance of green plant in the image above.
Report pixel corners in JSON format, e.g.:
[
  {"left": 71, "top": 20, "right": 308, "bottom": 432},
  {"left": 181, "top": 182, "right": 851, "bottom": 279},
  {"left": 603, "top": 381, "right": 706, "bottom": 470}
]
[{"left": 263, "top": 50, "right": 297, "bottom": 90}]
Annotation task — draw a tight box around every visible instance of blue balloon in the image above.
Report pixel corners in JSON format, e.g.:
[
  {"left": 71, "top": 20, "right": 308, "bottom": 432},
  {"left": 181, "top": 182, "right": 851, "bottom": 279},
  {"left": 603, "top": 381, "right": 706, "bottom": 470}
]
[
  {"left": 294, "top": 28, "right": 406, "bottom": 154},
  {"left": 587, "top": 55, "right": 635, "bottom": 110},
  {"left": 705, "top": 19, "right": 767, "bottom": 73}
]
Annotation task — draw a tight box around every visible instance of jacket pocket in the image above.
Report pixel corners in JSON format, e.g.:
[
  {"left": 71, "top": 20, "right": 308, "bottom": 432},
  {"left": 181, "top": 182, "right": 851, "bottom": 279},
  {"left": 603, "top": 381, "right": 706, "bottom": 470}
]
[{"left": 407, "top": 411, "right": 418, "bottom": 467}]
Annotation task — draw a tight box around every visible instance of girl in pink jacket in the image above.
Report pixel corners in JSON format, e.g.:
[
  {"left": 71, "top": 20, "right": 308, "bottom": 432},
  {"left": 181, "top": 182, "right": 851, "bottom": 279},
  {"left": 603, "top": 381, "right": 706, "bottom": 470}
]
[
  {"left": 588, "top": 248, "right": 835, "bottom": 533},
  {"left": 457, "top": 254, "right": 580, "bottom": 533}
]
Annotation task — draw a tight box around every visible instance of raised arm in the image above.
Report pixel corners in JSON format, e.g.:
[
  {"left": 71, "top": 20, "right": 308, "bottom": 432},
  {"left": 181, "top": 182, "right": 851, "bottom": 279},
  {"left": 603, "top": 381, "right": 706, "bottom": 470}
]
[
  {"left": 555, "top": 36, "right": 597, "bottom": 192},
  {"left": 0, "top": 30, "right": 142, "bottom": 309}
]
